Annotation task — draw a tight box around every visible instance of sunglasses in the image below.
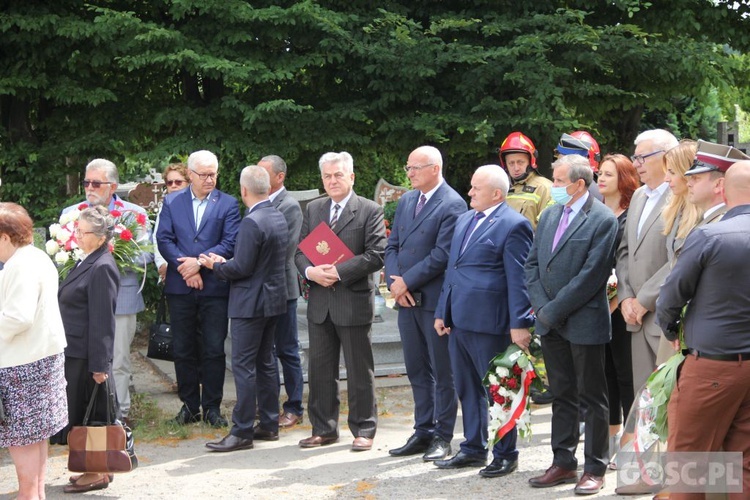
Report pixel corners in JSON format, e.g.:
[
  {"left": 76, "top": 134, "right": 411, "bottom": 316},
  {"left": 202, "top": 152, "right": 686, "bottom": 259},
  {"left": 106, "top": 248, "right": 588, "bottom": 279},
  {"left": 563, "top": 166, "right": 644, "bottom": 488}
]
[
  {"left": 82, "top": 180, "right": 113, "bottom": 189},
  {"left": 166, "top": 179, "right": 185, "bottom": 187}
]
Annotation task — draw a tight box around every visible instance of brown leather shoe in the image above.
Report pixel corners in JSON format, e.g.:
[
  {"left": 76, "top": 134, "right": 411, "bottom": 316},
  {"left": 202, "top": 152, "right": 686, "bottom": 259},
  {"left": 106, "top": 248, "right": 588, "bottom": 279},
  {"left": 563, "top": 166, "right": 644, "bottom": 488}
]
[
  {"left": 279, "top": 412, "right": 303, "bottom": 428},
  {"left": 351, "top": 436, "right": 373, "bottom": 451},
  {"left": 69, "top": 474, "right": 113, "bottom": 484},
  {"left": 299, "top": 435, "right": 338, "bottom": 448},
  {"left": 63, "top": 474, "right": 110, "bottom": 493},
  {"left": 574, "top": 472, "right": 604, "bottom": 495},
  {"left": 529, "top": 464, "right": 578, "bottom": 488}
]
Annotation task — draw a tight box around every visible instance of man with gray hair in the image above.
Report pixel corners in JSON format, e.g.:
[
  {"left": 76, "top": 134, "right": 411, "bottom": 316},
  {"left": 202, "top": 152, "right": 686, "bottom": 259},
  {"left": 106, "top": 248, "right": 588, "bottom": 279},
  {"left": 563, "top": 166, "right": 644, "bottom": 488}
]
[
  {"left": 616, "top": 129, "right": 679, "bottom": 390},
  {"left": 199, "top": 165, "right": 288, "bottom": 452},
  {"left": 294, "top": 151, "right": 386, "bottom": 451},
  {"left": 525, "top": 154, "right": 618, "bottom": 494},
  {"left": 433, "top": 164, "right": 534, "bottom": 478},
  {"left": 62, "top": 158, "right": 152, "bottom": 425},
  {"left": 257, "top": 154, "right": 305, "bottom": 429},
  {"left": 157, "top": 150, "right": 240, "bottom": 428}
]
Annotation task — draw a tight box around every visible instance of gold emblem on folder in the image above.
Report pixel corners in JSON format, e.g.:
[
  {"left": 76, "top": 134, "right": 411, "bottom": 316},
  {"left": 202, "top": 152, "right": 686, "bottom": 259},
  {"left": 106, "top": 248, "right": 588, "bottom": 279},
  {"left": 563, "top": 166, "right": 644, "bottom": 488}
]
[{"left": 316, "top": 240, "right": 331, "bottom": 255}]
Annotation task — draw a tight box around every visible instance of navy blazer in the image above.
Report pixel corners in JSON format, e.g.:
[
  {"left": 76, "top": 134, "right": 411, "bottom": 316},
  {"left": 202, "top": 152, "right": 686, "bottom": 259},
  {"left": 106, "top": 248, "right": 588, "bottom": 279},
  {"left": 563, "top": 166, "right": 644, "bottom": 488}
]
[
  {"left": 435, "top": 202, "right": 534, "bottom": 335},
  {"left": 385, "top": 182, "right": 467, "bottom": 311},
  {"left": 213, "top": 201, "right": 288, "bottom": 319},
  {"left": 58, "top": 244, "right": 120, "bottom": 373},
  {"left": 156, "top": 187, "right": 241, "bottom": 297},
  {"left": 525, "top": 194, "right": 618, "bottom": 344}
]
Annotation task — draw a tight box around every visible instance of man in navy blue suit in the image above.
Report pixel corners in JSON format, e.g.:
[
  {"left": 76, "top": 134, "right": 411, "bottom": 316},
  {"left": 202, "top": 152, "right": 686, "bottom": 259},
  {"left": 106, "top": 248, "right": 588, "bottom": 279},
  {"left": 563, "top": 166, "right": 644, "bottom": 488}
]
[
  {"left": 433, "top": 164, "right": 534, "bottom": 478},
  {"left": 525, "top": 154, "right": 618, "bottom": 495},
  {"left": 385, "top": 146, "right": 467, "bottom": 461},
  {"left": 201, "top": 165, "right": 288, "bottom": 452},
  {"left": 156, "top": 150, "right": 241, "bottom": 427}
]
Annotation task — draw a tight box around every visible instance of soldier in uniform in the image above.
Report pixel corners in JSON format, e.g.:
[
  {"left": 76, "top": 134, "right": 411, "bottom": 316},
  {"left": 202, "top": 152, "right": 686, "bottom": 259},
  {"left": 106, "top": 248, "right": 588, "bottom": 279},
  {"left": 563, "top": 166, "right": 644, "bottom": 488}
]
[{"left": 498, "top": 131, "right": 553, "bottom": 230}]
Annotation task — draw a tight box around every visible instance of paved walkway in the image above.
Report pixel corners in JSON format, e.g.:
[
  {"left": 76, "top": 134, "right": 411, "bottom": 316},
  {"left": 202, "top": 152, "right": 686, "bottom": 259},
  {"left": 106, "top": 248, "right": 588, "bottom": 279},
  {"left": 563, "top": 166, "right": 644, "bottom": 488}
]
[{"left": 0, "top": 351, "right": 650, "bottom": 499}]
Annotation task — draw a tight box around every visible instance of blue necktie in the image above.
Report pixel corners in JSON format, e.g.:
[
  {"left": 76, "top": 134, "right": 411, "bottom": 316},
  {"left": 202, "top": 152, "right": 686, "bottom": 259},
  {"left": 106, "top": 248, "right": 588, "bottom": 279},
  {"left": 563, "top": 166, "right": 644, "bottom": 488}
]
[{"left": 460, "top": 212, "right": 485, "bottom": 254}]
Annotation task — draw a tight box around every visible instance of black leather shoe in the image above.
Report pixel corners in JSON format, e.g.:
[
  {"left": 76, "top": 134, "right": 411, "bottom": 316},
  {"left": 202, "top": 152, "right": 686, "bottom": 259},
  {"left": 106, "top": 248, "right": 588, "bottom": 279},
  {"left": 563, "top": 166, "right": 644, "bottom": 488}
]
[
  {"left": 203, "top": 409, "right": 228, "bottom": 428},
  {"left": 423, "top": 436, "right": 451, "bottom": 461},
  {"left": 434, "top": 451, "right": 486, "bottom": 469},
  {"left": 389, "top": 434, "right": 431, "bottom": 457},
  {"left": 173, "top": 404, "right": 201, "bottom": 425},
  {"left": 253, "top": 425, "right": 279, "bottom": 441},
  {"left": 531, "top": 387, "right": 555, "bottom": 405},
  {"left": 480, "top": 458, "right": 518, "bottom": 478},
  {"left": 205, "top": 433, "right": 254, "bottom": 452}
]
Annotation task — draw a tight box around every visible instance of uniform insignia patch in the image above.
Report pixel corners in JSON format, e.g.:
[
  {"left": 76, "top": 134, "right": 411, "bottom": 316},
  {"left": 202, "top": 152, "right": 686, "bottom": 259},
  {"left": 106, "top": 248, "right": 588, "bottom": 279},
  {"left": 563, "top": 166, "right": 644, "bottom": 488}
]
[{"left": 523, "top": 185, "right": 537, "bottom": 193}]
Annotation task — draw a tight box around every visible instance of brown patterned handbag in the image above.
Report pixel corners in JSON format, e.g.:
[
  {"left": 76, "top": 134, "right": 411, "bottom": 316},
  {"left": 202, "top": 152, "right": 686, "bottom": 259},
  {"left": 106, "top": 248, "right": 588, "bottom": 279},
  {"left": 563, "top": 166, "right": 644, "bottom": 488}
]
[{"left": 67, "top": 380, "right": 135, "bottom": 474}]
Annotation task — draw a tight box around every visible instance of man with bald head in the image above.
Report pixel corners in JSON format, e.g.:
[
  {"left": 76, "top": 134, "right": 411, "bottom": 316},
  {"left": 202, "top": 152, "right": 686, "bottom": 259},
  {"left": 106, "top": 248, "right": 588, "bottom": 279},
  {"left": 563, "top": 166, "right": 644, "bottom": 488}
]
[
  {"left": 433, "top": 165, "right": 534, "bottom": 478},
  {"left": 655, "top": 161, "right": 750, "bottom": 498},
  {"left": 385, "top": 146, "right": 466, "bottom": 461}
]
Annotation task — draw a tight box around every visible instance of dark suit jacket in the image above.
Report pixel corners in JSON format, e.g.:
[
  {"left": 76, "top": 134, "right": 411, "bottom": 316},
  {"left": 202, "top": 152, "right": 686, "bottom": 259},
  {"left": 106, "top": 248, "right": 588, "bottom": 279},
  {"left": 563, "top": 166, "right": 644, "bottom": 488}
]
[
  {"left": 525, "top": 194, "right": 618, "bottom": 345},
  {"left": 294, "top": 193, "right": 386, "bottom": 327},
  {"left": 385, "top": 182, "right": 467, "bottom": 311},
  {"left": 58, "top": 244, "right": 120, "bottom": 373},
  {"left": 156, "top": 187, "right": 241, "bottom": 297},
  {"left": 435, "top": 203, "right": 534, "bottom": 335},
  {"left": 271, "top": 188, "right": 303, "bottom": 301},
  {"left": 213, "top": 201, "right": 288, "bottom": 319}
]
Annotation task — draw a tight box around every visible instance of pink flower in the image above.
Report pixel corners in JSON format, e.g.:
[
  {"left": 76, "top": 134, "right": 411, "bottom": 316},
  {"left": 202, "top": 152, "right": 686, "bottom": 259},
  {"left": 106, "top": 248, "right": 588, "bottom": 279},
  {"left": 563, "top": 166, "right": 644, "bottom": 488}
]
[
  {"left": 114, "top": 200, "right": 124, "bottom": 208},
  {"left": 512, "top": 364, "right": 523, "bottom": 376},
  {"left": 119, "top": 229, "right": 133, "bottom": 242},
  {"left": 110, "top": 210, "right": 122, "bottom": 218},
  {"left": 78, "top": 203, "right": 88, "bottom": 210},
  {"left": 507, "top": 377, "right": 519, "bottom": 390},
  {"left": 136, "top": 213, "right": 147, "bottom": 225}
]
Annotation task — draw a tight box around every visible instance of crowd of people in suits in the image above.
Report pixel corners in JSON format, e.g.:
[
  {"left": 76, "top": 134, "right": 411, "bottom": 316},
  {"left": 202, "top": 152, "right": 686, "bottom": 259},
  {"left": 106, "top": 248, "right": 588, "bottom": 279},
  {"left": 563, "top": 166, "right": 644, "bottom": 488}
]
[{"left": 2, "top": 128, "right": 750, "bottom": 498}]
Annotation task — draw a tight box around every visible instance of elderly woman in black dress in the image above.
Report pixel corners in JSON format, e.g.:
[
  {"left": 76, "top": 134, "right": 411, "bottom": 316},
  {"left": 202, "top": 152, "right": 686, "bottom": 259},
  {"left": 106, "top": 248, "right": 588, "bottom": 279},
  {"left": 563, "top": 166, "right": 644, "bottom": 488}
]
[
  {"left": 54, "top": 205, "right": 121, "bottom": 493},
  {"left": 0, "top": 203, "right": 68, "bottom": 500}
]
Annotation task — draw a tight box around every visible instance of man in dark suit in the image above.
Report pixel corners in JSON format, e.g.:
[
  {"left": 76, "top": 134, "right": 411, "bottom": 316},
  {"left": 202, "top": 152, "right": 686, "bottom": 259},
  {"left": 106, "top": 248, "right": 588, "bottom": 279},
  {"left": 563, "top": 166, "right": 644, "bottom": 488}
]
[
  {"left": 156, "top": 150, "right": 241, "bottom": 427},
  {"left": 201, "top": 165, "right": 289, "bottom": 452},
  {"left": 258, "top": 155, "right": 305, "bottom": 429},
  {"left": 433, "top": 164, "right": 534, "bottom": 478},
  {"left": 525, "top": 154, "right": 618, "bottom": 495},
  {"left": 294, "top": 151, "right": 386, "bottom": 452},
  {"left": 385, "top": 145, "right": 466, "bottom": 461}
]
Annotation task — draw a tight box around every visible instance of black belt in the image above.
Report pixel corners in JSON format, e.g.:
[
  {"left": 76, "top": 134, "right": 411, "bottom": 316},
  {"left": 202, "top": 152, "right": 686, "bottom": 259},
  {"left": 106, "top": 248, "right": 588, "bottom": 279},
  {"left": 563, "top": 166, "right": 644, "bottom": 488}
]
[{"left": 687, "top": 348, "right": 750, "bottom": 361}]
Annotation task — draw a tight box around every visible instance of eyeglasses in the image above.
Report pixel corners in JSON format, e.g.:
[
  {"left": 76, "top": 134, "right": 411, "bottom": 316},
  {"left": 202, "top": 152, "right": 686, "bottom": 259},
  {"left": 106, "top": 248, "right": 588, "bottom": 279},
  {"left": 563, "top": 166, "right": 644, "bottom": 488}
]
[
  {"left": 190, "top": 170, "right": 217, "bottom": 181},
  {"left": 82, "top": 180, "right": 114, "bottom": 189},
  {"left": 166, "top": 179, "right": 185, "bottom": 187},
  {"left": 630, "top": 150, "right": 664, "bottom": 164},
  {"left": 74, "top": 227, "right": 96, "bottom": 237},
  {"left": 403, "top": 163, "right": 435, "bottom": 173}
]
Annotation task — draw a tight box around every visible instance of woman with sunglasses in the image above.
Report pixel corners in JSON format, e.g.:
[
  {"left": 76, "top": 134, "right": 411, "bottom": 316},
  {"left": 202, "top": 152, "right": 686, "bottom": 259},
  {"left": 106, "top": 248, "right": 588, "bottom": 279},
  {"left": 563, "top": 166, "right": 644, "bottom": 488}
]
[{"left": 153, "top": 163, "right": 190, "bottom": 282}]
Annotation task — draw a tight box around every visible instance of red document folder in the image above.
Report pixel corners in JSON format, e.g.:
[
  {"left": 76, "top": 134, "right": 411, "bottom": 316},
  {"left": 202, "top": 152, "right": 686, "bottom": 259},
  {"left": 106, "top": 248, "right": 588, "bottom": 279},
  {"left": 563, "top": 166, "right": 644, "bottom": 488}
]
[{"left": 298, "top": 221, "right": 355, "bottom": 266}]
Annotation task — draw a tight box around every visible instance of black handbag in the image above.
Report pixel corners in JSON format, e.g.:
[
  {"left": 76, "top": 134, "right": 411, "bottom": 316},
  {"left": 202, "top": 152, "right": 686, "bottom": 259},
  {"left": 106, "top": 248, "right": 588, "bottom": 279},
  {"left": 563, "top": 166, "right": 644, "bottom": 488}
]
[{"left": 147, "top": 290, "right": 173, "bottom": 361}]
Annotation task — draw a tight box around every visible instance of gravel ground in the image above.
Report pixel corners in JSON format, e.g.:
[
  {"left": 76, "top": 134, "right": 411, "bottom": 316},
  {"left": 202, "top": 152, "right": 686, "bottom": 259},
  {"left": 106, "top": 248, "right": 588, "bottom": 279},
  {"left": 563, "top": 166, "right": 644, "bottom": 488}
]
[{"left": 1, "top": 350, "right": 651, "bottom": 499}]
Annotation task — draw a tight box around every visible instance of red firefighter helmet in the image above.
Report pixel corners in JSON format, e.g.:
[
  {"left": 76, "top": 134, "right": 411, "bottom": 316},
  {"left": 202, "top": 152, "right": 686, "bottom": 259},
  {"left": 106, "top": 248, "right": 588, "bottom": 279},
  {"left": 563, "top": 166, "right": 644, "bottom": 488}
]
[
  {"left": 498, "top": 132, "right": 538, "bottom": 169},
  {"left": 570, "top": 131, "right": 601, "bottom": 171}
]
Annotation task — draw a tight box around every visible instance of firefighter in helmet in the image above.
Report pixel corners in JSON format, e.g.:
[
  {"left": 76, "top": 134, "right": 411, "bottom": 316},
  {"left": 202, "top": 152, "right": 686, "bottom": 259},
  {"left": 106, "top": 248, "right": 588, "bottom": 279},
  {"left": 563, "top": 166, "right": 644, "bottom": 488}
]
[
  {"left": 555, "top": 131, "right": 603, "bottom": 201},
  {"left": 498, "top": 131, "right": 553, "bottom": 230}
]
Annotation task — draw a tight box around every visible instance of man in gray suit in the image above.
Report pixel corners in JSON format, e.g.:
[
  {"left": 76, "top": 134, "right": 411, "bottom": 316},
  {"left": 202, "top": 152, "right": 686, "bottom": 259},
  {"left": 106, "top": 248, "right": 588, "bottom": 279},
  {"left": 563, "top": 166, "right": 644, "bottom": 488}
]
[
  {"left": 62, "top": 159, "right": 152, "bottom": 424},
  {"left": 258, "top": 155, "right": 305, "bottom": 428},
  {"left": 615, "top": 129, "right": 678, "bottom": 391},
  {"left": 294, "top": 151, "right": 386, "bottom": 452},
  {"left": 525, "top": 154, "right": 618, "bottom": 494}
]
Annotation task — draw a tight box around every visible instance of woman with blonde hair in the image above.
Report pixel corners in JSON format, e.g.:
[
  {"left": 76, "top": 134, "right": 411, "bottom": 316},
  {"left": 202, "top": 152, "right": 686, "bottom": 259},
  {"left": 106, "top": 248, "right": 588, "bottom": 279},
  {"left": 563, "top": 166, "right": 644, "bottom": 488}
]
[{"left": 661, "top": 140, "right": 702, "bottom": 263}]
